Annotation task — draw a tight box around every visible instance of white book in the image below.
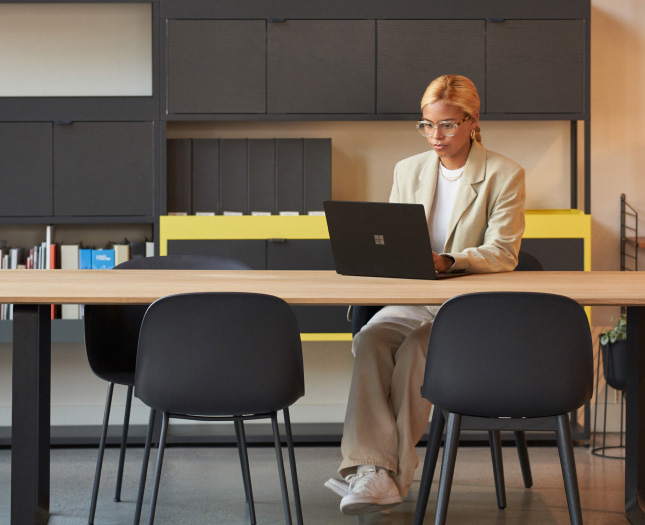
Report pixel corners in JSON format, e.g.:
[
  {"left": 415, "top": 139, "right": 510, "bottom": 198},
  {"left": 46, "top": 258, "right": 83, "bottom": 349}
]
[
  {"left": 45, "top": 225, "right": 54, "bottom": 269},
  {"left": 145, "top": 241, "right": 154, "bottom": 257},
  {"left": 113, "top": 244, "right": 130, "bottom": 266},
  {"left": 60, "top": 244, "right": 81, "bottom": 319}
]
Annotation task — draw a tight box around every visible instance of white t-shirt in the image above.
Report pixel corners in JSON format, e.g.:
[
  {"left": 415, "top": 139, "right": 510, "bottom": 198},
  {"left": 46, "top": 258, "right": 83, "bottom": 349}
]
[{"left": 428, "top": 163, "right": 464, "bottom": 252}]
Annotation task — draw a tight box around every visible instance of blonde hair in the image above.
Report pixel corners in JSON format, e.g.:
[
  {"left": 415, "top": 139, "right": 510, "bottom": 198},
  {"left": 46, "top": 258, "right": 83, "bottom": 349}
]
[{"left": 420, "top": 75, "right": 482, "bottom": 143}]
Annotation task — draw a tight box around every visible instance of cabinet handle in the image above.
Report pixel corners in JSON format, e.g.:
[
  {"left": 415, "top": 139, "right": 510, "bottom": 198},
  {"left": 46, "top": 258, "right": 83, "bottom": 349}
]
[
  {"left": 267, "top": 238, "right": 287, "bottom": 243},
  {"left": 55, "top": 120, "right": 73, "bottom": 125},
  {"left": 268, "top": 18, "right": 286, "bottom": 23},
  {"left": 486, "top": 18, "right": 506, "bottom": 23}
]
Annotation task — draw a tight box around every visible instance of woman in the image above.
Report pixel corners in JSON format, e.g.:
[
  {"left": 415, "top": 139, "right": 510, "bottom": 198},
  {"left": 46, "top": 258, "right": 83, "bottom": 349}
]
[{"left": 329, "top": 75, "right": 526, "bottom": 515}]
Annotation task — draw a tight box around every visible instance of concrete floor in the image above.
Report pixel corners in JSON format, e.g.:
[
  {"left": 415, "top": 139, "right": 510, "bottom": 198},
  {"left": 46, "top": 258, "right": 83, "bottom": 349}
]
[{"left": 0, "top": 437, "right": 629, "bottom": 524}]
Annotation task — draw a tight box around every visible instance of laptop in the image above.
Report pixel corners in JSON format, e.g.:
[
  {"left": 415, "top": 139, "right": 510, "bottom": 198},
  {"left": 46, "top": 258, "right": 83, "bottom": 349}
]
[{"left": 323, "top": 200, "right": 469, "bottom": 280}]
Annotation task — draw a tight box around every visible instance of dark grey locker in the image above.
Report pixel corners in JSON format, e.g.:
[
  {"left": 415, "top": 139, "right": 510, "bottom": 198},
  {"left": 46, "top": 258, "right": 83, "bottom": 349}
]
[
  {"left": 267, "top": 20, "right": 376, "bottom": 114},
  {"left": 520, "top": 239, "right": 584, "bottom": 271},
  {"left": 167, "top": 239, "right": 266, "bottom": 270},
  {"left": 377, "top": 20, "right": 486, "bottom": 114},
  {"left": 303, "top": 139, "right": 331, "bottom": 214},
  {"left": 266, "top": 239, "right": 335, "bottom": 270},
  {"left": 267, "top": 239, "right": 349, "bottom": 333},
  {"left": 219, "top": 139, "right": 248, "bottom": 214},
  {"left": 0, "top": 123, "right": 53, "bottom": 217},
  {"left": 486, "top": 20, "right": 584, "bottom": 114},
  {"left": 276, "top": 139, "right": 303, "bottom": 213},
  {"left": 167, "top": 139, "right": 192, "bottom": 214},
  {"left": 53, "top": 122, "right": 154, "bottom": 217},
  {"left": 192, "top": 139, "right": 220, "bottom": 214},
  {"left": 167, "top": 20, "right": 266, "bottom": 114},
  {"left": 248, "top": 139, "right": 276, "bottom": 214}
]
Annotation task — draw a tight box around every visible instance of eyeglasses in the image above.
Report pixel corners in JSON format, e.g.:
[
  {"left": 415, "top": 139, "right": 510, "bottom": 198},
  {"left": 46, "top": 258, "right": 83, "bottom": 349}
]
[{"left": 416, "top": 117, "right": 470, "bottom": 137}]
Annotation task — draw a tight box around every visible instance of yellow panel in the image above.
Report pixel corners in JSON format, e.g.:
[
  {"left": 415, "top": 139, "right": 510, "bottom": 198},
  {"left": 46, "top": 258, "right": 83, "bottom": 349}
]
[
  {"left": 301, "top": 333, "right": 353, "bottom": 342},
  {"left": 159, "top": 215, "right": 330, "bottom": 255}
]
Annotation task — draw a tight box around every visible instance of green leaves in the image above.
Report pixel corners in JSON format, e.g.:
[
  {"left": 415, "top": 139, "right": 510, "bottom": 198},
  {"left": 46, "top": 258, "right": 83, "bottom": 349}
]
[{"left": 600, "top": 313, "right": 627, "bottom": 346}]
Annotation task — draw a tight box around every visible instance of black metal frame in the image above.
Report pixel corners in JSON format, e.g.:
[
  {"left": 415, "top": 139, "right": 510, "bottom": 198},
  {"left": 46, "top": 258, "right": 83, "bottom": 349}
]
[{"left": 621, "top": 193, "right": 639, "bottom": 272}]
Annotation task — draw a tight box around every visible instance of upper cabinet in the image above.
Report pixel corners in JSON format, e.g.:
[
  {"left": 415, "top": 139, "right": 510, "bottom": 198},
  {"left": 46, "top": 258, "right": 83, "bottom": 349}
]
[
  {"left": 167, "top": 20, "right": 266, "bottom": 114},
  {"left": 163, "top": 13, "right": 588, "bottom": 120},
  {"left": 376, "top": 20, "right": 486, "bottom": 115},
  {"left": 485, "top": 20, "right": 585, "bottom": 114},
  {"left": 267, "top": 20, "right": 375, "bottom": 114}
]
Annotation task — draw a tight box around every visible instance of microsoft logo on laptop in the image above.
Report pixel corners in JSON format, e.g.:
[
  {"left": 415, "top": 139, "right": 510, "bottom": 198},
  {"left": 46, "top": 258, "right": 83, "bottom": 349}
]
[{"left": 374, "top": 234, "right": 385, "bottom": 246}]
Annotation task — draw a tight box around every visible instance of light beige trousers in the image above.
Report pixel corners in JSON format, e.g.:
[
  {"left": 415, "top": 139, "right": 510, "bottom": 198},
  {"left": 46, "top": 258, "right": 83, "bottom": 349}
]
[{"left": 338, "top": 305, "right": 438, "bottom": 497}]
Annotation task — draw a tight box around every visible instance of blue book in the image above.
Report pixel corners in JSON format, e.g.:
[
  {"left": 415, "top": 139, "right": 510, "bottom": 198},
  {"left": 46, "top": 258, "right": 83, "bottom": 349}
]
[
  {"left": 79, "top": 249, "right": 93, "bottom": 270},
  {"left": 91, "top": 249, "right": 115, "bottom": 270}
]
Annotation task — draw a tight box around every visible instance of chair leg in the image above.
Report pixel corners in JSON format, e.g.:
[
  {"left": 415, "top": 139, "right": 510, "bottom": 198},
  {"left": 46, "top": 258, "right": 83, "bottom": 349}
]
[
  {"left": 283, "top": 408, "right": 303, "bottom": 525},
  {"left": 234, "top": 418, "right": 257, "bottom": 524},
  {"left": 514, "top": 431, "right": 533, "bottom": 488},
  {"left": 489, "top": 431, "right": 506, "bottom": 509},
  {"left": 89, "top": 382, "right": 114, "bottom": 525},
  {"left": 115, "top": 385, "right": 133, "bottom": 502},
  {"left": 413, "top": 407, "right": 445, "bottom": 525},
  {"left": 435, "top": 413, "right": 462, "bottom": 525},
  {"left": 146, "top": 412, "right": 170, "bottom": 525},
  {"left": 271, "top": 412, "right": 292, "bottom": 525},
  {"left": 133, "top": 408, "right": 156, "bottom": 525},
  {"left": 555, "top": 414, "right": 584, "bottom": 525}
]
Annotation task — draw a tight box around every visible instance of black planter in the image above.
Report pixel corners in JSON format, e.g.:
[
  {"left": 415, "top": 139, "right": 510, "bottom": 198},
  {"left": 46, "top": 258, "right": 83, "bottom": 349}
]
[{"left": 601, "top": 339, "right": 628, "bottom": 391}]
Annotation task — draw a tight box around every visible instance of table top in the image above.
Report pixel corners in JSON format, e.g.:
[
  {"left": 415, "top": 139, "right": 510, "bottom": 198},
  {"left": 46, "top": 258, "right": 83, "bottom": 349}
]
[{"left": 0, "top": 269, "right": 644, "bottom": 306}]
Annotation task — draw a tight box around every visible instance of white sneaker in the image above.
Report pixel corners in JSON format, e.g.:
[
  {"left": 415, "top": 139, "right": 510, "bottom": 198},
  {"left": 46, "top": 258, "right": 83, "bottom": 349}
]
[{"left": 339, "top": 466, "right": 402, "bottom": 515}]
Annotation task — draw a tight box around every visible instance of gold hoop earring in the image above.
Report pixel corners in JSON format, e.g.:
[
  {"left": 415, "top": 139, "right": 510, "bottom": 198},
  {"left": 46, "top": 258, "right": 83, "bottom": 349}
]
[{"left": 470, "top": 129, "right": 476, "bottom": 140}]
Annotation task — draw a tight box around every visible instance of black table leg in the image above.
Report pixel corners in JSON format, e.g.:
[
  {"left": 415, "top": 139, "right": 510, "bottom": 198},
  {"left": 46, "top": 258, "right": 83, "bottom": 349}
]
[
  {"left": 626, "top": 306, "right": 645, "bottom": 524},
  {"left": 11, "top": 304, "right": 51, "bottom": 525}
]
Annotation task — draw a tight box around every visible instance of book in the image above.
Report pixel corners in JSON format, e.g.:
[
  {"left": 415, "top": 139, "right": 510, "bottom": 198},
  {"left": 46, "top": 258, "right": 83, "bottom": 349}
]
[
  {"left": 112, "top": 243, "right": 130, "bottom": 267},
  {"left": 79, "top": 249, "right": 93, "bottom": 270},
  {"left": 146, "top": 241, "right": 155, "bottom": 257},
  {"left": 60, "top": 244, "right": 81, "bottom": 319},
  {"left": 91, "top": 249, "right": 115, "bottom": 270}
]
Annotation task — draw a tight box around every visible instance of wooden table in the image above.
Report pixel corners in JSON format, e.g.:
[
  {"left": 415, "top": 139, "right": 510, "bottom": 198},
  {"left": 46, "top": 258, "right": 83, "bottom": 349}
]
[{"left": 4, "top": 269, "right": 645, "bottom": 524}]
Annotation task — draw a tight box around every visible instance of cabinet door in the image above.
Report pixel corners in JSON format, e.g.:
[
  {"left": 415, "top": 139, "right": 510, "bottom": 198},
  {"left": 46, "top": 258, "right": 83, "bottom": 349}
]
[
  {"left": 267, "top": 239, "right": 350, "bottom": 333},
  {"left": 486, "top": 20, "right": 584, "bottom": 114},
  {"left": 0, "top": 123, "right": 53, "bottom": 217},
  {"left": 167, "top": 20, "right": 266, "bottom": 114},
  {"left": 267, "top": 20, "right": 375, "bottom": 114},
  {"left": 377, "top": 21, "right": 486, "bottom": 114},
  {"left": 54, "top": 122, "right": 154, "bottom": 217}
]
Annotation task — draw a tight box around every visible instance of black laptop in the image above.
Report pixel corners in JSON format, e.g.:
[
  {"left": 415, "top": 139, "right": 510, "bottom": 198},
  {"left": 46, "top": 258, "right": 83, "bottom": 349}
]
[{"left": 323, "top": 200, "right": 468, "bottom": 280}]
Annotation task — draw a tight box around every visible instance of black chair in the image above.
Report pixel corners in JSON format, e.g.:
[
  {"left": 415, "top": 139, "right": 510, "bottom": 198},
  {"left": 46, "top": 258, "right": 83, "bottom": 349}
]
[
  {"left": 84, "top": 254, "right": 251, "bottom": 525},
  {"left": 350, "top": 250, "right": 543, "bottom": 503},
  {"left": 413, "top": 292, "right": 593, "bottom": 525},
  {"left": 134, "top": 292, "right": 305, "bottom": 525}
]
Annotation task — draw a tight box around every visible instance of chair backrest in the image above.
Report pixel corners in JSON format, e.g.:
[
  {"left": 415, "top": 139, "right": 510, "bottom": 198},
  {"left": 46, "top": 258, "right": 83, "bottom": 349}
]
[
  {"left": 135, "top": 292, "right": 305, "bottom": 416},
  {"left": 84, "top": 255, "right": 252, "bottom": 383},
  {"left": 515, "top": 250, "right": 544, "bottom": 271},
  {"left": 422, "top": 292, "right": 593, "bottom": 418}
]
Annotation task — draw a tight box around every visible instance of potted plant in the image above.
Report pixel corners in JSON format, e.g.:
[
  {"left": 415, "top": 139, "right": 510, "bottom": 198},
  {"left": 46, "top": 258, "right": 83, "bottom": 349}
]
[{"left": 600, "top": 313, "right": 628, "bottom": 390}]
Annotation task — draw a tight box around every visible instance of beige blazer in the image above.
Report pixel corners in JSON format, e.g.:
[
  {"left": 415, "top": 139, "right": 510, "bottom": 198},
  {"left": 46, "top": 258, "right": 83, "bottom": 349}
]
[{"left": 390, "top": 140, "right": 525, "bottom": 273}]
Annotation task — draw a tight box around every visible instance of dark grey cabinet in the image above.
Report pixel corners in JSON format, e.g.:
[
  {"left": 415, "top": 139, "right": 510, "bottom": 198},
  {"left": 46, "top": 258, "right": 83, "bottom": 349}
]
[
  {"left": 54, "top": 122, "right": 154, "bottom": 217},
  {"left": 0, "top": 121, "right": 154, "bottom": 220},
  {"left": 167, "top": 20, "right": 266, "bottom": 114},
  {"left": 376, "top": 20, "right": 486, "bottom": 114},
  {"left": 166, "top": 19, "right": 376, "bottom": 115},
  {"left": 486, "top": 20, "right": 584, "bottom": 114},
  {"left": 267, "top": 20, "right": 376, "bottom": 114},
  {"left": 166, "top": 237, "right": 349, "bottom": 333},
  {"left": 0, "top": 123, "right": 53, "bottom": 217}
]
